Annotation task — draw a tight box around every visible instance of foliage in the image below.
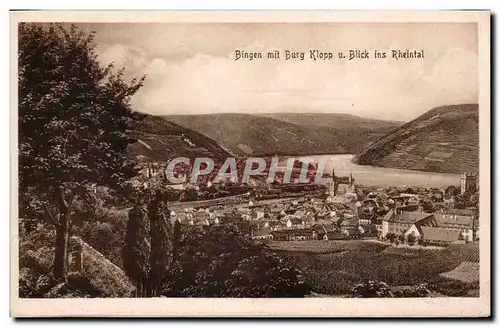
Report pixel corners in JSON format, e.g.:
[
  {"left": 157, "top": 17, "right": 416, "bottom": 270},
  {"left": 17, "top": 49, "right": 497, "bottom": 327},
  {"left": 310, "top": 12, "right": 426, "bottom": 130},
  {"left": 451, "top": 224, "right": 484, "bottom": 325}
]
[
  {"left": 19, "top": 268, "right": 56, "bottom": 298},
  {"left": 79, "top": 220, "right": 123, "bottom": 267},
  {"left": 122, "top": 202, "right": 150, "bottom": 296},
  {"left": 393, "top": 284, "right": 431, "bottom": 297},
  {"left": 421, "top": 200, "right": 435, "bottom": 213},
  {"left": 19, "top": 225, "right": 101, "bottom": 298},
  {"left": 454, "top": 191, "right": 479, "bottom": 209},
  {"left": 18, "top": 22, "right": 145, "bottom": 279},
  {"left": 163, "top": 224, "right": 310, "bottom": 297},
  {"left": 269, "top": 239, "right": 388, "bottom": 254},
  {"left": 445, "top": 185, "right": 460, "bottom": 197},
  {"left": 350, "top": 280, "right": 393, "bottom": 298},
  {"left": 180, "top": 186, "right": 199, "bottom": 202},
  {"left": 123, "top": 190, "right": 173, "bottom": 297},
  {"left": 19, "top": 237, "right": 57, "bottom": 298},
  {"left": 148, "top": 190, "right": 174, "bottom": 296},
  {"left": 428, "top": 279, "right": 479, "bottom": 297},
  {"left": 385, "top": 233, "right": 396, "bottom": 243},
  {"left": 407, "top": 233, "right": 416, "bottom": 245},
  {"left": 164, "top": 187, "right": 182, "bottom": 202}
]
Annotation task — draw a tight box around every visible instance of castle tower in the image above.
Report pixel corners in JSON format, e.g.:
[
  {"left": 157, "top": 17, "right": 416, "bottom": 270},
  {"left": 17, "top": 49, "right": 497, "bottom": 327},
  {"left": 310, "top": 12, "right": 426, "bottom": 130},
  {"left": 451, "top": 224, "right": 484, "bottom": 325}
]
[{"left": 460, "top": 172, "right": 478, "bottom": 195}]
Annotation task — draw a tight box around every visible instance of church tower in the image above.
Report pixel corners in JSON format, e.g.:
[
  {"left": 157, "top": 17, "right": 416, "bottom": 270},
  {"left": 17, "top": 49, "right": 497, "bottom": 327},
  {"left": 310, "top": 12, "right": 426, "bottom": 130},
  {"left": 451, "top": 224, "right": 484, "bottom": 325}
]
[{"left": 325, "top": 168, "right": 337, "bottom": 198}]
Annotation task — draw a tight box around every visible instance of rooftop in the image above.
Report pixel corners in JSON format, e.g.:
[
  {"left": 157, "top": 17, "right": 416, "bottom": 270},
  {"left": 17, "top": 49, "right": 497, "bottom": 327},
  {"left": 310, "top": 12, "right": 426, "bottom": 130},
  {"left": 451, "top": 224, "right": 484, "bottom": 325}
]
[
  {"left": 434, "top": 214, "right": 475, "bottom": 229},
  {"left": 252, "top": 226, "right": 272, "bottom": 237},
  {"left": 385, "top": 211, "right": 433, "bottom": 224},
  {"left": 418, "top": 226, "right": 461, "bottom": 243}
]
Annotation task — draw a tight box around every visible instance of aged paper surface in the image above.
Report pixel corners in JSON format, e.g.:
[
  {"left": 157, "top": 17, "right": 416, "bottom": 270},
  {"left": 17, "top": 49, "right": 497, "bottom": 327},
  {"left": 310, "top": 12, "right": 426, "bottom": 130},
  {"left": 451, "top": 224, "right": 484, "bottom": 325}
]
[{"left": 10, "top": 10, "right": 490, "bottom": 317}]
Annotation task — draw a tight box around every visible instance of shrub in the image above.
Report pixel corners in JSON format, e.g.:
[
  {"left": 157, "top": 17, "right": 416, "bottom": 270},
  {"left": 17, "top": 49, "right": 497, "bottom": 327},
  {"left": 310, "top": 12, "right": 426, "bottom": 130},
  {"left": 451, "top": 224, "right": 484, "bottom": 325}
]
[
  {"left": 163, "top": 224, "right": 311, "bottom": 297},
  {"left": 407, "top": 233, "right": 416, "bottom": 246},
  {"left": 393, "top": 284, "right": 431, "bottom": 297},
  {"left": 386, "top": 233, "right": 396, "bottom": 243},
  {"left": 429, "top": 279, "right": 479, "bottom": 297},
  {"left": 350, "top": 280, "right": 393, "bottom": 298}
]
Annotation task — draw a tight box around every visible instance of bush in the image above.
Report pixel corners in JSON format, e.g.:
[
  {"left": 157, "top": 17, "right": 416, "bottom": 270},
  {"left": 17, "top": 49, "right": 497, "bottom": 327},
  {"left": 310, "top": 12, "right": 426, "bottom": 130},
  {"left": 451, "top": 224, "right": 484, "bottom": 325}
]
[
  {"left": 429, "top": 279, "right": 479, "bottom": 297},
  {"left": 163, "top": 224, "right": 311, "bottom": 297},
  {"left": 407, "top": 233, "right": 416, "bottom": 246},
  {"left": 393, "top": 284, "right": 431, "bottom": 297},
  {"left": 350, "top": 280, "right": 393, "bottom": 298}
]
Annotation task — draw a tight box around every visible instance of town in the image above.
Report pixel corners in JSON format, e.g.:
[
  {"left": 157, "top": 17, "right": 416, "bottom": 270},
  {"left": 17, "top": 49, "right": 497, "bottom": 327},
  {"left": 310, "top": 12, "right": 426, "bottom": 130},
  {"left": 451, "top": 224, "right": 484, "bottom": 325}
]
[{"left": 137, "top": 160, "right": 480, "bottom": 248}]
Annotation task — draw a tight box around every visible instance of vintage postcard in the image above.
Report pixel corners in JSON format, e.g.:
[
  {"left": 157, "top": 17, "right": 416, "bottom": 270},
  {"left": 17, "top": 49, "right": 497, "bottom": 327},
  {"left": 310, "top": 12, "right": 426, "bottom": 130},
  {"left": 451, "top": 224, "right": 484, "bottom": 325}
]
[{"left": 10, "top": 10, "right": 490, "bottom": 317}]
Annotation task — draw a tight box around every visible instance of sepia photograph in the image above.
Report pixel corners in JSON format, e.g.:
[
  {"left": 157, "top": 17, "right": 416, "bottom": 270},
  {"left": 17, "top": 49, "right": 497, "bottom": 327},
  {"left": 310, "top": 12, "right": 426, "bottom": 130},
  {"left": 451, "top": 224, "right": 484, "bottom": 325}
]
[{"left": 10, "top": 10, "right": 490, "bottom": 317}]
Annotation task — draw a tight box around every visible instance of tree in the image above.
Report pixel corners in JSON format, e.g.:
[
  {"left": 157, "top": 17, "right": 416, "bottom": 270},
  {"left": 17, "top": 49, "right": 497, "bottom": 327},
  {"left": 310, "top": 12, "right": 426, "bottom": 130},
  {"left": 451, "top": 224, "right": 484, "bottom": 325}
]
[
  {"left": 386, "top": 233, "right": 396, "bottom": 243},
  {"left": 407, "top": 232, "right": 416, "bottom": 246},
  {"left": 422, "top": 200, "right": 435, "bottom": 213},
  {"left": 445, "top": 185, "right": 460, "bottom": 198},
  {"left": 18, "top": 23, "right": 145, "bottom": 280},
  {"left": 123, "top": 189, "right": 174, "bottom": 297},
  {"left": 147, "top": 190, "right": 173, "bottom": 296},
  {"left": 122, "top": 199, "right": 151, "bottom": 297},
  {"left": 163, "top": 224, "right": 310, "bottom": 297},
  {"left": 164, "top": 187, "right": 181, "bottom": 202},
  {"left": 180, "top": 186, "right": 198, "bottom": 202}
]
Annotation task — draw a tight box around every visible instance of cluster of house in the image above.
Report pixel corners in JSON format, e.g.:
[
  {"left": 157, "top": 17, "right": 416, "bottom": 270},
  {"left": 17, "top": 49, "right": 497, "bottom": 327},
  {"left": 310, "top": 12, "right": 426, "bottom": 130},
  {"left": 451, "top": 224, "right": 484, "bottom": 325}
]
[
  {"left": 166, "top": 170, "right": 479, "bottom": 246},
  {"left": 169, "top": 180, "right": 376, "bottom": 242},
  {"left": 381, "top": 208, "right": 479, "bottom": 245}
]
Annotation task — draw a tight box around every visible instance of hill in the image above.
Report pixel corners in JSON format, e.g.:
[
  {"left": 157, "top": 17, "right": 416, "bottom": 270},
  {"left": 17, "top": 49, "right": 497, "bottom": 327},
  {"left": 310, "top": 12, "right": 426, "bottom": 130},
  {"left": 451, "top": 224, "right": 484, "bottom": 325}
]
[
  {"left": 163, "top": 113, "right": 401, "bottom": 157},
  {"left": 353, "top": 104, "right": 479, "bottom": 174},
  {"left": 127, "top": 114, "right": 231, "bottom": 162},
  {"left": 259, "top": 113, "right": 402, "bottom": 130}
]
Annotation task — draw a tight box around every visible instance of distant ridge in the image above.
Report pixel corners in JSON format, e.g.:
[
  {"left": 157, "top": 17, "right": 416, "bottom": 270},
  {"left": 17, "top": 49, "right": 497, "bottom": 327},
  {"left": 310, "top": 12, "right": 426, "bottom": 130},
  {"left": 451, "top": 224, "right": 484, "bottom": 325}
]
[
  {"left": 163, "top": 113, "right": 401, "bottom": 157},
  {"left": 353, "top": 104, "right": 479, "bottom": 174},
  {"left": 127, "top": 114, "right": 231, "bottom": 162}
]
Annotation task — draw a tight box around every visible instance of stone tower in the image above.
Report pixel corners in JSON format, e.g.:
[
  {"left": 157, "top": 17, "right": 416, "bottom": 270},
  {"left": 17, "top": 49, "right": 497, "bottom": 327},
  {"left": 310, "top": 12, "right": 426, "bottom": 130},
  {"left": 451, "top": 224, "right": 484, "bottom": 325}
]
[{"left": 460, "top": 172, "right": 478, "bottom": 195}]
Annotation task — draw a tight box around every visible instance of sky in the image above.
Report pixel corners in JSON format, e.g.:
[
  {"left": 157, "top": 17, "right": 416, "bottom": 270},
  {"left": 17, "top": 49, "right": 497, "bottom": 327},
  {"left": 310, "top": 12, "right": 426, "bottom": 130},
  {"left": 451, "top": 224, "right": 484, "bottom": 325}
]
[{"left": 79, "top": 23, "right": 478, "bottom": 122}]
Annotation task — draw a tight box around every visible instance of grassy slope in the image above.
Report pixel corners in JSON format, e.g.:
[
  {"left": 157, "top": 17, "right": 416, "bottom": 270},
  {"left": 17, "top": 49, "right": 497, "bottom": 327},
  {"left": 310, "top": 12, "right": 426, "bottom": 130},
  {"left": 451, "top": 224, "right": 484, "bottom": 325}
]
[
  {"left": 353, "top": 104, "right": 479, "bottom": 173},
  {"left": 127, "top": 114, "right": 231, "bottom": 162},
  {"left": 163, "top": 113, "right": 401, "bottom": 157},
  {"left": 272, "top": 240, "right": 479, "bottom": 296}
]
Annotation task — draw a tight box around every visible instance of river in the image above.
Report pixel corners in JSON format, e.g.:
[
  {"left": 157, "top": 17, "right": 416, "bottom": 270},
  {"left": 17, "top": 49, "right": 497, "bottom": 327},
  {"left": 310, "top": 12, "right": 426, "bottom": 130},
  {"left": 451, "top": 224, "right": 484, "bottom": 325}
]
[{"left": 296, "top": 154, "right": 460, "bottom": 188}]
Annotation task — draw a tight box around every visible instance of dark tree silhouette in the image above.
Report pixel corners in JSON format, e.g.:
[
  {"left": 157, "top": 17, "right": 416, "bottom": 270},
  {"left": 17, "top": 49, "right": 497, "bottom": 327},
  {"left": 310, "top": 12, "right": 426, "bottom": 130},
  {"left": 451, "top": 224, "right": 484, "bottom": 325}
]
[
  {"left": 123, "top": 190, "right": 174, "bottom": 297},
  {"left": 18, "top": 23, "right": 145, "bottom": 280},
  {"left": 123, "top": 200, "right": 151, "bottom": 297},
  {"left": 148, "top": 190, "right": 173, "bottom": 296},
  {"left": 163, "top": 224, "right": 310, "bottom": 297},
  {"left": 407, "top": 233, "right": 416, "bottom": 245}
]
